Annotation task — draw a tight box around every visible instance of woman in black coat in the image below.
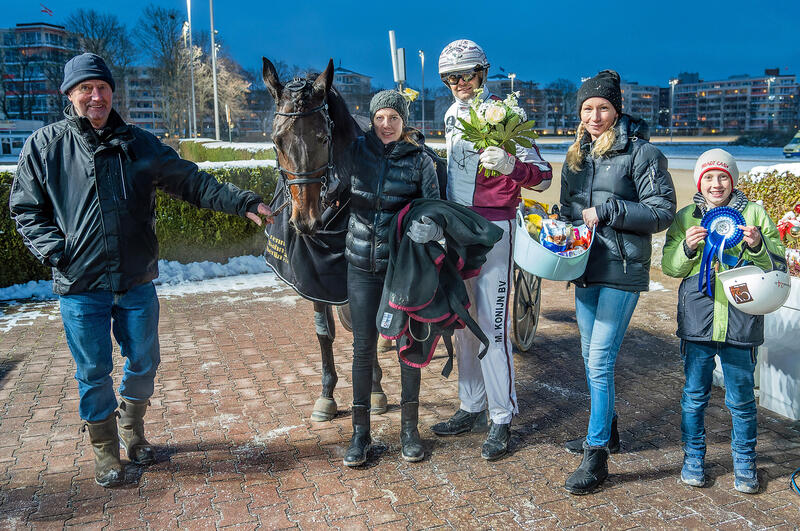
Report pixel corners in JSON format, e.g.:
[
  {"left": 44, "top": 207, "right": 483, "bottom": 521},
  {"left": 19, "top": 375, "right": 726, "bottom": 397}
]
[
  {"left": 343, "top": 90, "right": 440, "bottom": 467},
  {"left": 559, "top": 70, "right": 676, "bottom": 494}
]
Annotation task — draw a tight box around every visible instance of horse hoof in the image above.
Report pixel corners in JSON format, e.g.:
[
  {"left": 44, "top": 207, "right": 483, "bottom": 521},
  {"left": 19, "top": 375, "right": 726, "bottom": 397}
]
[
  {"left": 370, "top": 392, "right": 388, "bottom": 415},
  {"left": 311, "top": 397, "right": 337, "bottom": 422}
]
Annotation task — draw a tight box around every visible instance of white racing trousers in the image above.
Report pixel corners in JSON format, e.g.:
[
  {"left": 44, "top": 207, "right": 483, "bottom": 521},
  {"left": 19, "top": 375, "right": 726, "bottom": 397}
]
[{"left": 454, "top": 219, "right": 518, "bottom": 425}]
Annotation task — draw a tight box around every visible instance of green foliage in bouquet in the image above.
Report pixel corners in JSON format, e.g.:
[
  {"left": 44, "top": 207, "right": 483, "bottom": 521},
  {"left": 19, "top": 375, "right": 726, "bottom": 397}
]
[{"left": 455, "top": 89, "right": 538, "bottom": 177}]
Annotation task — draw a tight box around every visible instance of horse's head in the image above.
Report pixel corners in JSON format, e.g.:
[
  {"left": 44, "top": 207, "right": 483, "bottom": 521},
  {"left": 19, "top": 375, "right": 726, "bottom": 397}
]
[{"left": 263, "top": 57, "right": 334, "bottom": 235}]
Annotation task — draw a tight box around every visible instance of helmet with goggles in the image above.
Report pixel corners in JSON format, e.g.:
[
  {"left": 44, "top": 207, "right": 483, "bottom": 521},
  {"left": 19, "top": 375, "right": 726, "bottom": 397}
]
[{"left": 438, "top": 39, "right": 490, "bottom": 84}]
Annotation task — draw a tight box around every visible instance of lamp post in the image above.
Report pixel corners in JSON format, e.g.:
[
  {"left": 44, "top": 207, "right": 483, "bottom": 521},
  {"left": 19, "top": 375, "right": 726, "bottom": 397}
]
[
  {"left": 209, "top": 0, "right": 220, "bottom": 141},
  {"left": 418, "top": 50, "right": 425, "bottom": 136},
  {"left": 185, "top": 0, "right": 197, "bottom": 137},
  {"left": 508, "top": 72, "right": 516, "bottom": 92},
  {"left": 669, "top": 78, "right": 679, "bottom": 142}
]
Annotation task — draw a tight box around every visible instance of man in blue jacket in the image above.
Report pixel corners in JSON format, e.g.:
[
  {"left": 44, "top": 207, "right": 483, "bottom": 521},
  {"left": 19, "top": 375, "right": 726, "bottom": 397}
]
[{"left": 9, "top": 53, "right": 272, "bottom": 487}]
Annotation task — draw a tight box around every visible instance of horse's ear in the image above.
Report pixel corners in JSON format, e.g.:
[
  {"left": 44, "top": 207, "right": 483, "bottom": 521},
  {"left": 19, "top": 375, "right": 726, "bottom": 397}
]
[
  {"left": 313, "top": 58, "right": 334, "bottom": 95},
  {"left": 262, "top": 57, "right": 283, "bottom": 101}
]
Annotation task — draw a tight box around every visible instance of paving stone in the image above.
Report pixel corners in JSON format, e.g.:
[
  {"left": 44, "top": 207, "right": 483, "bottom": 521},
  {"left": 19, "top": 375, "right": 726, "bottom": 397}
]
[{"left": 1, "top": 273, "right": 798, "bottom": 529}]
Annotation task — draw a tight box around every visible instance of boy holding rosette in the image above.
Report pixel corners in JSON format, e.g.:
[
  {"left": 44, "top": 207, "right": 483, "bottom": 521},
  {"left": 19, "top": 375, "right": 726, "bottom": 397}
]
[
  {"left": 428, "top": 39, "right": 552, "bottom": 461},
  {"left": 662, "top": 149, "right": 784, "bottom": 493}
]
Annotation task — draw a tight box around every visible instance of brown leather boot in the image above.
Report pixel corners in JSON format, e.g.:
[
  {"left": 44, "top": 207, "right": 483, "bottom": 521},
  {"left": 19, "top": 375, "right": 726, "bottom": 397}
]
[
  {"left": 118, "top": 398, "right": 156, "bottom": 465},
  {"left": 84, "top": 412, "right": 124, "bottom": 487}
]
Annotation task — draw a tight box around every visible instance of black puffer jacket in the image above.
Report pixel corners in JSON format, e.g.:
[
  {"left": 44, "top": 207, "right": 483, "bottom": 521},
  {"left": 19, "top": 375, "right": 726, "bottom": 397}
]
[
  {"left": 345, "top": 129, "right": 440, "bottom": 272},
  {"left": 10, "top": 107, "right": 261, "bottom": 295},
  {"left": 560, "top": 115, "right": 676, "bottom": 292}
]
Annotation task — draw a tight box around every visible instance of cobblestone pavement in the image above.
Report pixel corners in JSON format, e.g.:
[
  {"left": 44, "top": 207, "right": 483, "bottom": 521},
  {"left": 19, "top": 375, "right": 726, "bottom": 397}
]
[{"left": 1, "top": 270, "right": 799, "bottom": 530}]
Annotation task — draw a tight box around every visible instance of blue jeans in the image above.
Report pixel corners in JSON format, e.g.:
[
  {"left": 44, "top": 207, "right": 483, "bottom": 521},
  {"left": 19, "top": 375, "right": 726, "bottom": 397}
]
[
  {"left": 681, "top": 340, "right": 757, "bottom": 460},
  {"left": 59, "top": 282, "right": 160, "bottom": 422},
  {"left": 575, "top": 285, "right": 640, "bottom": 447}
]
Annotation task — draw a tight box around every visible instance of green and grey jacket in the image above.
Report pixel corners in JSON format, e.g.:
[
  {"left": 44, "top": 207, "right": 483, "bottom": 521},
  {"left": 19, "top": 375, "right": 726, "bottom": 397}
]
[
  {"left": 9, "top": 107, "right": 261, "bottom": 295},
  {"left": 661, "top": 199, "right": 785, "bottom": 346}
]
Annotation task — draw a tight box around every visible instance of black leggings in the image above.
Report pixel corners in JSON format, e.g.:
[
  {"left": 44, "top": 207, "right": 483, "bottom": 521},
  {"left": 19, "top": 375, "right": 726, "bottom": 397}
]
[{"left": 347, "top": 264, "right": 420, "bottom": 407}]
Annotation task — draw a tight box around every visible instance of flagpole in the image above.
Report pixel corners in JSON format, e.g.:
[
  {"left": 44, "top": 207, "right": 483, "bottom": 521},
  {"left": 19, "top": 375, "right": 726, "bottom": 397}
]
[{"left": 186, "top": 0, "right": 198, "bottom": 137}]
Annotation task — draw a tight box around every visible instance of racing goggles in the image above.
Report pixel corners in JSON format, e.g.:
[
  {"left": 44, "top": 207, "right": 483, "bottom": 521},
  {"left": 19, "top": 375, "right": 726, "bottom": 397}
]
[{"left": 441, "top": 68, "right": 484, "bottom": 86}]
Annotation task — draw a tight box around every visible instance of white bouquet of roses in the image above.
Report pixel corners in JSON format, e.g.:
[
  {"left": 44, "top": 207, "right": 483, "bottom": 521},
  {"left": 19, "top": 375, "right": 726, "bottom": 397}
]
[{"left": 456, "top": 88, "right": 538, "bottom": 177}]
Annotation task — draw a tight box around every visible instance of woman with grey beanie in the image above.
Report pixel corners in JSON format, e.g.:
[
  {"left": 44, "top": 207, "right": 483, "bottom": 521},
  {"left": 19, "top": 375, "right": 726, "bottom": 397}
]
[{"left": 343, "top": 90, "right": 440, "bottom": 466}]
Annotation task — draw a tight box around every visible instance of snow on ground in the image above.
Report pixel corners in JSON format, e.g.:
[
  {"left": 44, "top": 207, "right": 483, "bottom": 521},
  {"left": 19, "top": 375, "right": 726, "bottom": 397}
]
[
  {"left": 196, "top": 159, "right": 276, "bottom": 170},
  {"left": 0, "top": 254, "right": 284, "bottom": 306},
  {"left": 0, "top": 255, "right": 298, "bottom": 330},
  {"left": 180, "top": 139, "right": 275, "bottom": 153},
  {"left": 535, "top": 144, "right": 788, "bottom": 172},
  {"left": 745, "top": 162, "right": 800, "bottom": 180}
]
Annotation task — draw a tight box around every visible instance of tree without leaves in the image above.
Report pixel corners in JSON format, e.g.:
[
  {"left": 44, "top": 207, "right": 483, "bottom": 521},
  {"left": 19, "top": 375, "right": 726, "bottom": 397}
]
[
  {"left": 65, "top": 9, "right": 136, "bottom": 120},
  {"left": 134, "top": 4, "right": 190, "bottom": 135}
]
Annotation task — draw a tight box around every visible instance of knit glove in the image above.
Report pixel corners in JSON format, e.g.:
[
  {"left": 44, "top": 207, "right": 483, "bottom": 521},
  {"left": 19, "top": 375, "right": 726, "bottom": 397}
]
[
  {"left": 407, "top": 216, "right": 443, "bottom": 243},
  {"left": 479, "top": 146, "right": 516, "bottom": 175}
]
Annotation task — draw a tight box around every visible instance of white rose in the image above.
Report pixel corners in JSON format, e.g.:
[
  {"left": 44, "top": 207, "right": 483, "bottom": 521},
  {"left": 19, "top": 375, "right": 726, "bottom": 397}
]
[{"left": 484, "top": 104, "right": 506, "bottom": 125}]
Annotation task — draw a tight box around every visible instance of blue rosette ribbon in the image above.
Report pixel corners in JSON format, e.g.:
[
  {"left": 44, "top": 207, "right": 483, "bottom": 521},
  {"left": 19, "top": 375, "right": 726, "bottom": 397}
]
[{"left": 698, "top": 206, "right": 745, "bottom": 296}]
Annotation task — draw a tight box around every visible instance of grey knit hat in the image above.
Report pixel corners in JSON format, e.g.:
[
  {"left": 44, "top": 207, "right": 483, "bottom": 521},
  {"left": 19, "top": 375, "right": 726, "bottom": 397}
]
[
  {"left": 61, "top": 53, "right": 115, "bottom": 94},
  {"left": 369, "top": 90, "right": 408, "bottom": 124},
  {"left": 576, "top": 70, "right": 622, "bottom": 116}
]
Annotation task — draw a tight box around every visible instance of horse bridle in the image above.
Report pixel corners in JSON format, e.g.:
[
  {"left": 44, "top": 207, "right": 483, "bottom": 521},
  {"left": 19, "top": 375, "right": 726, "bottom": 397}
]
[{"left": 272, "top": 79, "right": 335, "bottom": 214}]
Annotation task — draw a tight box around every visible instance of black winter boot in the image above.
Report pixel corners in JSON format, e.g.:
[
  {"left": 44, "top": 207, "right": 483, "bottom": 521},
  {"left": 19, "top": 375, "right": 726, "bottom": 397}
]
[
  {"left": 400, "top": 401, "right": 424, "bottom": 462},
  {"left": 565, "top": 446, "right": 609, "bottom": 495},
  {"left": 118, "top": 398, "right": 156, "bottom": 465},
  {"left": 481, "top": 422, "right": 511, "bottom": 461},
  {"left": 84, "top": 412, "right": 124, "bottom": 487},
  {"left": 343, "top": 405, "right": 371, "bottom": 467},
  {"left": 430, "top": 409, "right": 489, "bottom": 436},
  {"left": 565, "top": 416, "right": 620, "bottom": 454}
]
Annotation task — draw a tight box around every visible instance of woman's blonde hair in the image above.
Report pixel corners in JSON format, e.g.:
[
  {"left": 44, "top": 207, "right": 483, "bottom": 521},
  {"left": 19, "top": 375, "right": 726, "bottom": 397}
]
[
  {"left": 565, "top": 119, "right": 618, "bottom": 172},
  {"left": 401, "top": 128, "right": 420, "bottom": 146}
]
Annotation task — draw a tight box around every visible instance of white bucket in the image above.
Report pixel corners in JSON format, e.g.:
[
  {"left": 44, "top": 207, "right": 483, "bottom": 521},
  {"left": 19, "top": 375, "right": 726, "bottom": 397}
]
[{"left": 513, "top": 208, "right": 594, "bottom": 281}]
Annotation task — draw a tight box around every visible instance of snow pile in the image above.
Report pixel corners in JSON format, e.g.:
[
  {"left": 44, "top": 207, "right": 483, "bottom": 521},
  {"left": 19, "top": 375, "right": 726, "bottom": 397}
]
[
  {"left": 0, "top": 255, "right": 273, "bottom": 302},
  {"left": 179, "top": 138, "right": 275, "bottom": 153},
  {"left": 196, "top": 159, "right": 276, "bottom": 171},
  {"left": 0, "top": 280, "right": 56, "bottom": 302},
  {"left": 0, "top": 164, "right": 17, "bottom": 173},
  {"left": 743, "top": 163, "right": 800, "bottom": 182},
  {"left": 154, "top": 255, "right": 270, "bottom": 285}
]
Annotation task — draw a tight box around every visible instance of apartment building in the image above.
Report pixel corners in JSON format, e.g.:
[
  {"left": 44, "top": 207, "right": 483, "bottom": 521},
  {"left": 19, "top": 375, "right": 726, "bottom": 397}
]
[
  {"left": 0, "top": 22, "right": 78, "bottom": 124},
  {"left": 125, "top": 66, "right": 167, "bottom": 136},
  {"left": 333, "top": 65, "right": 371, "bottom": 118},
  {"left": 620, "top": 81, "right": 661, "bottom": 127},
  {"left": 670, "top": 70, "right": 799, "bottom": 134}
]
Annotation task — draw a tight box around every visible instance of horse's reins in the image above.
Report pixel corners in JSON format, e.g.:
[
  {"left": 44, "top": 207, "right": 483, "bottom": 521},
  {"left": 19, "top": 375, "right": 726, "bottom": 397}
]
[{"left": 272, "top": 79, "right": 335, "bottom": 215}]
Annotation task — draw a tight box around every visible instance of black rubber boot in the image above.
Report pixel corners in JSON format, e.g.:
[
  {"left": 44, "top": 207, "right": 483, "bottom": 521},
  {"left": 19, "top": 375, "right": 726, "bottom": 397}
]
[
  {"left": 565, "top": 446, "right": 609, "bottom": 495},
  {"left": 430, "top": 409, "right": 489, "bottom": 436},
  {"left": 400, "top": 401, "right": 424, "bottom": 462},
  {"left": 84, "top": 412, "right": 124, "bottom": 487},
  {"left": 565, "top": 416, "right": 620, "bottom": 455},
  {"left": 118, "top": 398, "right": 156, "bottom": 465},
  {"left": 343, "top": 405, "right": 371, "bottom": 467},
  {"left": 481, "top": 422, "right": 511, "bottom": 461}
]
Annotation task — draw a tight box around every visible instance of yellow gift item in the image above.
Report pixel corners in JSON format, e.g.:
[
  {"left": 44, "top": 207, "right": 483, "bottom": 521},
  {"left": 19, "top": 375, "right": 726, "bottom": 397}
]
[{"left": 525, "top": 213, "right": 544, "bottom": 236}]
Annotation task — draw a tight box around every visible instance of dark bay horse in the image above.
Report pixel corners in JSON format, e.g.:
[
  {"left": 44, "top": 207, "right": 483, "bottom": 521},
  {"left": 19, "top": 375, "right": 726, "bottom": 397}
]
[{"left": 262, "top": 57, "right": 386, "bottom": 421}]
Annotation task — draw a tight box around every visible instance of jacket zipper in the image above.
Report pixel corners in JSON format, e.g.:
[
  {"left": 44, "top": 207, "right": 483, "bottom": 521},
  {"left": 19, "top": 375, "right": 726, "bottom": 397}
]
[
  {"left": 118, "top": 154, "right": 127, "bottom": 200},
  {"left": 371, "top": 158, "right": 389, "bottom": 271},
  {"left": 615, "top": 232, "right": 628, "bottom": 274}
]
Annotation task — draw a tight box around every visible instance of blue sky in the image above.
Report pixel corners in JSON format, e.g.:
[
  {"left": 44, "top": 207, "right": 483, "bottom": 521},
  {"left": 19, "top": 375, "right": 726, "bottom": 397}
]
[{"left": 8, "top": 0, "right": 800, "bottom": 89}]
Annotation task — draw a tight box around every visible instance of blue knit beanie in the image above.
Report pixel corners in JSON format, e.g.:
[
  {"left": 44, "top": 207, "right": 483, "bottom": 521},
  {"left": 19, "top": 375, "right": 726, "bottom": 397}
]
[{"left": 60, "top": 53, "right": 115, "bottom": 94}]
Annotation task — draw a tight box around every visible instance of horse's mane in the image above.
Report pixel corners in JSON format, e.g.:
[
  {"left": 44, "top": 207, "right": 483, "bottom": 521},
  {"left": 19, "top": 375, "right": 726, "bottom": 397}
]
[{"left": 326, "top": 86, "right": 360, "bottom": 158}]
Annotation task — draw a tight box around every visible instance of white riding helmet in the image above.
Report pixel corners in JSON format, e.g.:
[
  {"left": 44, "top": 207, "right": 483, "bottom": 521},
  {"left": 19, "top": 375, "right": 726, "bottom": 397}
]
[
  {"left": 717, "top": 265, "right": 791, "bottom": 315},
  {"left": 438, "top": 39, "right": 490, "bottom": 75}
]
